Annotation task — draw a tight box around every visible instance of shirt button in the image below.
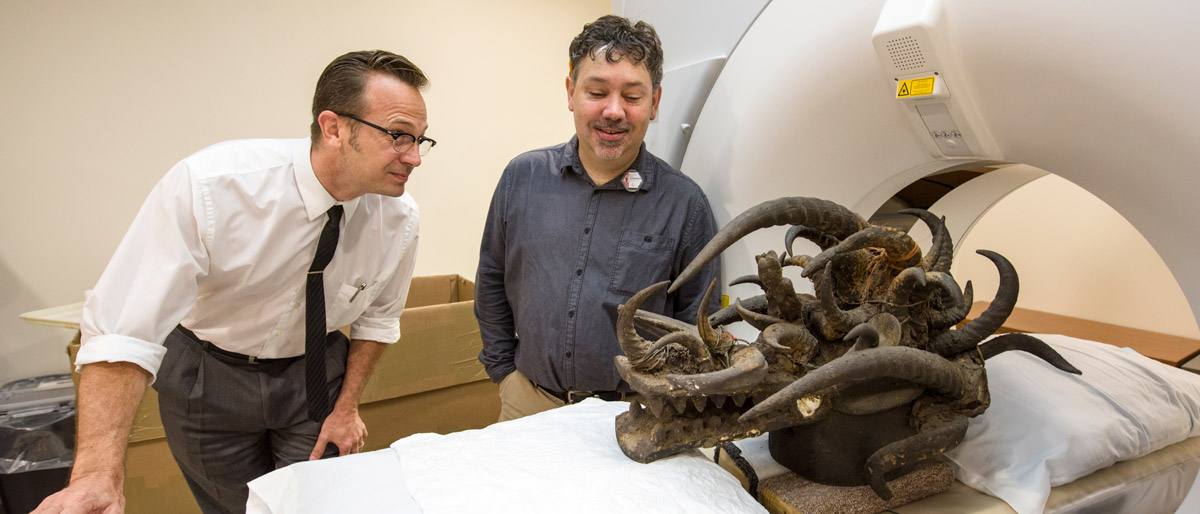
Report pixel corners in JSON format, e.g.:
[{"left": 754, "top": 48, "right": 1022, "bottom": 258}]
[
  {"left": 566, "top": 351, "right": 573, "bottom": 358},
  {"left": 568, "top": 310, "right": 576, "bottom": 317},
  {"left": 584, "top": 227, "right": 590, "bottom": 234},
  {"left": 644, "top": 235, "right": 653, "bottom": 242},
  {"left": 576, "top": 268, "right": 582, "bottom": 276}
]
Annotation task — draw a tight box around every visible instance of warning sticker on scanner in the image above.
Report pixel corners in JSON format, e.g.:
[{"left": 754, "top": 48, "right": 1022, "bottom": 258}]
[{"left": 897, "top": 77, "right": 936, "bottom": 98}]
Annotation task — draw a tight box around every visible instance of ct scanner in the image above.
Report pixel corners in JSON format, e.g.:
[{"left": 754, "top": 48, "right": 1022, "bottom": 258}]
[{"left": 624, "top": 0, "right": 1200, "bottom": 346}]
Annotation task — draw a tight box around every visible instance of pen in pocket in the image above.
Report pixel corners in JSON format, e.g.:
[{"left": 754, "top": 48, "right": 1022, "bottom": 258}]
[{"left": 349, "top": 282, "right": 366, "bottom": 302}]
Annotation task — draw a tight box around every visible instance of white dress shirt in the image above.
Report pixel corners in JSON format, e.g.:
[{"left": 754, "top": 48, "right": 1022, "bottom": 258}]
[{"left": 77, "top": 138, "right": 420, "bottom": 383}]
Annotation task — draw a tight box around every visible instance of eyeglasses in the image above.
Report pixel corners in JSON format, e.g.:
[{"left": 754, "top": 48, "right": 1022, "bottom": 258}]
[{"left": 334, "top": 112, "right": 437, "bottom": 156}]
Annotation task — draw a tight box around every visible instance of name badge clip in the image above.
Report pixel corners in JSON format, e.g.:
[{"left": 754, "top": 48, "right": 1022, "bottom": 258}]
[{"left": 622, "top": 170, "right": 643, "bottom": 192}]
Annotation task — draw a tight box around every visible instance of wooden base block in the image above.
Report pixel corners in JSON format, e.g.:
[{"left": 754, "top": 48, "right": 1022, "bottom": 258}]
[{"left": 758, "top": 461, "right": 955, "bottom": 514}]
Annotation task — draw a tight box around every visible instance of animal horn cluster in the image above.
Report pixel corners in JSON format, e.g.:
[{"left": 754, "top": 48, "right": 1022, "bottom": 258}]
[{"left": 613, "top": 196, "right": 1080, "bottom": 500}]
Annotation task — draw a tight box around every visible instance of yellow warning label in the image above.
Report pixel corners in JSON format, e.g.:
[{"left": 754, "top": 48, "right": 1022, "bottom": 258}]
[
  {"left": 721, "top": 294, "right": 729, "bottom": 309},
  {"left": 897, "top": 77, "right": 936, "bottom": 98}
]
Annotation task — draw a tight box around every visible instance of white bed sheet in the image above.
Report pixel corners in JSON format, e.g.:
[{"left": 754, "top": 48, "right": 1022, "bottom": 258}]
[
  {"left": 247, "top": 399, "right": 766, "bottom": 514},
  {"left": 246, "top": 449, "right": 418, "bottom": 514}
]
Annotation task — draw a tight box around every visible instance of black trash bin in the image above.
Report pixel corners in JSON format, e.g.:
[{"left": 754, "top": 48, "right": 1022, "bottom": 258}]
[{"left": 0, "top": 374, "right": 75, "bottom": 514}]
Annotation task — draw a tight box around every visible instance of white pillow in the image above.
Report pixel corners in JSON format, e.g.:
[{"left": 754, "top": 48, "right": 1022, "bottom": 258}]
[
  {"left": 394, "top": 398, "right": 768, "bottom": 514},
  {"left": 944, "top": 333, "right": 1200, "bottom": 514}
]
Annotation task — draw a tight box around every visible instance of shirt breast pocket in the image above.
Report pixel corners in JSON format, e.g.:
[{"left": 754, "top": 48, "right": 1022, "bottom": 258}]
[
  {"left": 608, "top": 232, "right": 677, "bottom": 296},
  {"left": 328, "top": 281, "right": 378, "bottom": 330}
]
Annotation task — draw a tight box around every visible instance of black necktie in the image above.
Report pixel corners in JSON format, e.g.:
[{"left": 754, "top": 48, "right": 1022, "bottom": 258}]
[{"left": 306, "top": 205, "right": 343, "bottom": 422}]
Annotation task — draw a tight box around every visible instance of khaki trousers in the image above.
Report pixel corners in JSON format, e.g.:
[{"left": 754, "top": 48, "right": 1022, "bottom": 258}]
[{"left": 496, "top": 369, "right": 566, "bottom": 422}]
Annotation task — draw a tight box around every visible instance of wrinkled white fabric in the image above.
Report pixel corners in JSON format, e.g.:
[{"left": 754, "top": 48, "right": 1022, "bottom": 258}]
[
  {"left": 394, "top": 399, "right": 766, "bottom": 514},
  {"left": 246, "top": 449, "right": 419, "bottom": 514},
  {"left": 247, "top": 399, "right": 765, "bottom": 514}
]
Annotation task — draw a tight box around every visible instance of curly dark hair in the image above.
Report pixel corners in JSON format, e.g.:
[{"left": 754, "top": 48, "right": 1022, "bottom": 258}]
[
  {"left": 569, "top": 15, "right": 663, "bottom": 89},
  {"left": 310, "top": 50, "right": 428, "bottom": 144}
]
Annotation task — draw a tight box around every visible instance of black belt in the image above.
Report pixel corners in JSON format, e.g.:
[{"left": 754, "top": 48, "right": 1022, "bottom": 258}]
[
  {"left": 177, "top": 325, "right": 301, "bottom": 366},
  {"left": 534, "top": 383, "right": 633, "bottom": 404}
]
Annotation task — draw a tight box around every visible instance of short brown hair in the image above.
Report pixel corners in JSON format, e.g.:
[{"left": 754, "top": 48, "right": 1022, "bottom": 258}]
[
  {"left": 310, "top": 50, "right": 428, "bottom": 143},
  {"left": 569, "top": 15, "right": 663, "bottom": 89}
]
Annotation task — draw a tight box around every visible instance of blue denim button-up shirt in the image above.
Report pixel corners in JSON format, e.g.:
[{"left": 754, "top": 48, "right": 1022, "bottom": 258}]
[{"left": 475, "top": 137, "right": 721, "bottom": 393}]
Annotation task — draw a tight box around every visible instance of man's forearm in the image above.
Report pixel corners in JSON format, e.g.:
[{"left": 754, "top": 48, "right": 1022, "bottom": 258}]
[
  {"left": 71, "top": 362, "right": 151, "bottom": 487},
  {"left": 333, "top": 339, "right": 387, "bottom": 410}
]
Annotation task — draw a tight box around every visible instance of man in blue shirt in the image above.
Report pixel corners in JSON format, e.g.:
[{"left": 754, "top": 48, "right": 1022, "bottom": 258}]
[{"left": 475, "top": 15, "right": 721, "bottom": 421}]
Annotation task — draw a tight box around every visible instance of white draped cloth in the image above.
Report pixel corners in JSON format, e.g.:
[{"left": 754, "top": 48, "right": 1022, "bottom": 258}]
[{"left": 247, "top": 399, "right": 766, "bottom": 514}]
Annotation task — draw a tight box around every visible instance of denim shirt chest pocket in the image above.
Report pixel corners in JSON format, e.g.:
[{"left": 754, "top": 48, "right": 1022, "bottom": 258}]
[{"left": 609, "top": 231, "right": 677, "bottom": 296}]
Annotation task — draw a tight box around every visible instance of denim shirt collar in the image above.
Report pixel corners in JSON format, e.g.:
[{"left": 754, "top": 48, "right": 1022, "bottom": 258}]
[{"left": 560, "top": 135, "right": 656, "bottom": 191}]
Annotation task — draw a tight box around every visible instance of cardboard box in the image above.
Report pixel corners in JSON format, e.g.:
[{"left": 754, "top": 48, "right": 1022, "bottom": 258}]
[{"left": 60, "top": 274, "right": 499, "bottom": 514}]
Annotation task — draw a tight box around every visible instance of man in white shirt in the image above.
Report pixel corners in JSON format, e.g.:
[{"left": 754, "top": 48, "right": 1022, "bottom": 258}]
[{"left": 35, "top": 50, "right": 432, "bottom": 514}]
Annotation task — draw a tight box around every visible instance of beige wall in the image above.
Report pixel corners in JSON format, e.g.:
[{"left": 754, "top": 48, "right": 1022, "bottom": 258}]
[
  {"left": 0, "top": 0, "right": 609, "bottom": 384},
  {"left": 952, "top": 174, "right": 1200, "bottom": 339}
]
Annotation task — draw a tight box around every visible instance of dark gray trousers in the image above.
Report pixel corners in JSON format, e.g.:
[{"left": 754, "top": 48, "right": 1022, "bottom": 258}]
[{"left": 154, "top": 326, "right": 347, "bottom": 514}]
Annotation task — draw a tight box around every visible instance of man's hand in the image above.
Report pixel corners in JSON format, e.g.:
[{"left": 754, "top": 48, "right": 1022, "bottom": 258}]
[
  {"left": 308, "top": 404, "right": 368, "bottom": 460},
  {"left": 33, "top": 471, "right": 125, "bottom": 514},
  {"left": 35, "top": 362, "right": 149, "bottom": 513},
  {"left": 306, "top": 339, "right": 386, "bottom": 460}
]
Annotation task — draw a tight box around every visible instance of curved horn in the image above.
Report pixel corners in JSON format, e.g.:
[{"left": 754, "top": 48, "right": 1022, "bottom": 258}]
[
  {"left": 740, "top": 346, "right": 968, "bottom": 422},
  {"left": 664, "top": 345, "right": 768, "bottom": 395},
  {"left": 696, "top": 277, "right": 720, "bottom": 351},
  {"left": 728, "top": 274, "right": 764, "bottom": 288},
  {"left": 782, "top": 253, "right": 811, "bottom": 269},
  {"left": 801, "top": 246, "right": 838, "bottom": 278},
  {"left": 845, "top": 313, "right": 903, "bottom": 351},
  {"left": 735, "top": 298, "right": 784, "bottom": 331},
  {"left": 817, "top": 262, "right": 877, "bottom": 334},
  {"left": 928, "top": 250, "right": 1018, "bottom": 356},
  {"left": 617, "top": 281, "right": 670, "bottom": 363},
  {"left": 632, "top": 309, "right": 695, "bottom": 339},
  {"left": 899, "top": 208, "right": 953, "bottom": 272},
  {"left": 834, "top": 226, "right": 923, "bottom": 270},
  {"left": 670, "top": 197, "right": 869, "bottom": 293},
  {"left": 710, "top": 295, "right": 768, "bottom": 327},
  {"left": 864, "top": 414, "right": 968, "bottom": 500},
  {"left": 924, "top": 272, "right": 965, "bottom": 312},
  {"left": 929, "top": 280, "right": 974, "bottom": 329},
  {"left": 631, "top": 331, "right": 709, "bottom": 371},
  {"left": 883, "top": 267, "right": 928, "bottom": 308},
  {"left": 979, "top": 333, "right": 1081, "bottom": 375},
  {"left": 844, "top": 322, "right": 879, "bottom": 350},
  {"left": 785, "top": 224, "right": 841, "bottom": 256},
  {"left": 760, "top": 322, "right": 820, "bottom": 360},
  {"left": 730, "top": 275, "right": 764, "bottom": 288}
]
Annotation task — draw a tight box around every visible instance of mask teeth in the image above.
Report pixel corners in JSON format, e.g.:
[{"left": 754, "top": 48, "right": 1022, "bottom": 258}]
[
  {"left": 671, "top": 397, "right": 689, "bottom": 415},
  {"left": 732, "top": 393, "right": 748, "bottom": 407},
  {"left": 645, "top": 396, "right": 666, "bottom": 417}
]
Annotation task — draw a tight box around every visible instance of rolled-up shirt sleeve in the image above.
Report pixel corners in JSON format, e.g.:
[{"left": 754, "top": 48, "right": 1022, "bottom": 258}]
[
  {"left": 350, "top": 212, "right": 419, "bottom": 344},
  {"left": 475, "top": 170, "right": 518, "bottom": 383},
  {"left": 77, "top": 162, "right": 210, "bottom": 383}
]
